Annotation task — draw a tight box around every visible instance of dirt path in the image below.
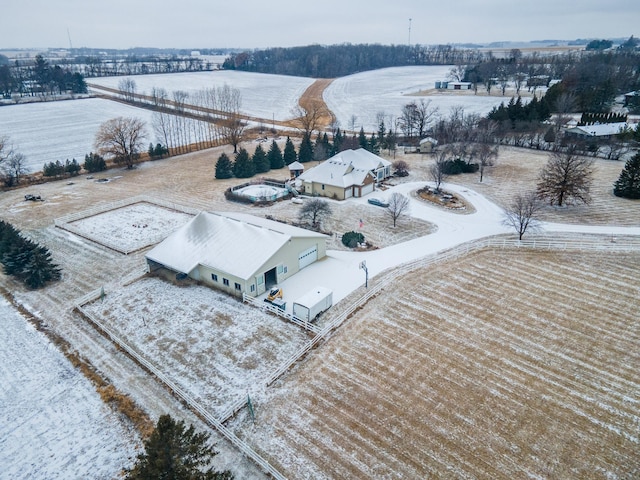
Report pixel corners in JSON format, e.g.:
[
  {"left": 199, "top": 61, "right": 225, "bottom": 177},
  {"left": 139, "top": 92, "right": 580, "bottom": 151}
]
[{"left": 278, "top": 78, "right": 336, "bottom": 131}]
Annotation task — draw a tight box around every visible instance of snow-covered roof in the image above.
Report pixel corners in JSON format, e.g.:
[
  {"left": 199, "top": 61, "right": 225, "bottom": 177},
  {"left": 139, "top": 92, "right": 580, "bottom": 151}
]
[
  {"left": 297, "top": 160, "right": 372, "bottom": 188},
  {"left": 297, "top": 148, "right": 389, "bottom": 188},
  {"left": 330, "top": 148, "right": 392, "bottom": 170},
  {"left": 288, "top": 161, "right": 304, "bottom": 170},
  {"left": 420, "top": 137, "right": 438, "bottom": 144},
  {"left": 566, "top": 122, "right": 628, "bottom": 137},
  {"left": 146, "top": 211, "right": 327, "bottom": 280}
]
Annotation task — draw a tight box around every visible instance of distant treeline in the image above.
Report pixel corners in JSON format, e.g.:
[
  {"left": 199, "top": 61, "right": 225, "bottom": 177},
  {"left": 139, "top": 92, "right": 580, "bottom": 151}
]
[{"left": 222, "top": 43, "right": 484, "bottom": 78}]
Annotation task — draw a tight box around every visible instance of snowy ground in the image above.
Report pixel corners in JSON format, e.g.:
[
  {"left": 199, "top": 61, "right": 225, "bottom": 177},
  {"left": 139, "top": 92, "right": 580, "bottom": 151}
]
[
  {"left": 0, "top": 299, "right": 140, "bottom": 479},
  {"left": 0, "top": 98, "right": 164, "bottom": 174},
  {"left": 324, "top": 66, "right": 513, "bottom": 131},
  {"left": 1, "top": 140, "right": 638, "bottom": 479},
  {"left": 88, "top": 70, "right": 314, "bottom": 122},
  {"left": 67, "top": 202, "right": 193, "bottom": 253}
]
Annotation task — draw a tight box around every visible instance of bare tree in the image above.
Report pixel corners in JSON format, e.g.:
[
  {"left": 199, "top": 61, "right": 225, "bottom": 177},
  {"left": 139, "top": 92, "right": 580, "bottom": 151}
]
[
  {"left": 447, "top": 65, "right": 466, "bottom": 82},
  {"left": 7, "top": 152, "right": 27, "bottom": 185},
  {"left": 217, "top": 85, "right": 245, "bottom": 153},
  {"left": 387, "top": 192, "right": 410, "bottom": 227},
  {"left": 94, "top": 117, "right": 148, "bottom": 169},
  {"left": 292, "top": 102, "right": 328, "bottom": 136},
  {"left": 118, "top": 78, "right": 137, "bottom": 102},
  {"left": 537, "top": 146, "right": 595, "bottom": 206},
  {"left": 553, "top": 92, "right": 577, "bottom": 133},
  {"left": 0, "top": 135, "right": 27, "bottom": 186},
  {"left": 473, "top": 143, "right": 499, "bottom": 182},
  {"left": 503, "top": 191, "right": 543, "bottom": 240},
  {"left": 430, "top": 150, "right": 450, "bottom": 193},
  {"left": 298, "top": 199, "right": 333, "bottom": 230},
  {"left": 414, "top": 99, "right": 440, "bottom": 138}
]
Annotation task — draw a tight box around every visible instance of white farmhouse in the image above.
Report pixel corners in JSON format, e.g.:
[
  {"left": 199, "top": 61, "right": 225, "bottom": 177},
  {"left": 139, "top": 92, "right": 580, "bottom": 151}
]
[
  {"left": 146, "top": 211, "right": 328, "bottom": 298},
  {"left": 296, "top": 148, "right": 392, "bottom": 200}
]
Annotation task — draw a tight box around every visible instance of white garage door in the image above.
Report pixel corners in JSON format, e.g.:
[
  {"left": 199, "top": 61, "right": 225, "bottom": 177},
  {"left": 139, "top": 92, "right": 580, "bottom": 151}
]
[
  {"left": 298, "top": 245, "right": 318, "bottom": 270},
  {"left": 361, "top": 183, "right": 374, "bottom": 196}
]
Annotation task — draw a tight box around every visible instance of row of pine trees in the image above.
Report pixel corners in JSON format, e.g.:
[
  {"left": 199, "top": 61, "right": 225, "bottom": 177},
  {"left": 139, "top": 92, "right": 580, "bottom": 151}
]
[
  {"left": 215, "top": 126, "right": 394, "bottom": 180},
  {"left": 0, "top": 220, "right": 61, "bottom": 289}
]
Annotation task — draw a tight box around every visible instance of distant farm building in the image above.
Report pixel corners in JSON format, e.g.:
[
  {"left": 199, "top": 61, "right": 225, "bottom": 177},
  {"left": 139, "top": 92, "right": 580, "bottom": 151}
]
[
  {"left": 418, "top": 137, "right": 438, "bottom": 153},
  {"left": 565, "top": 122, "right": 628, "bottom": 138},
  {"left": 296, "top": 149, "right": 391, "bottom": 200},
  {"left": 435, "top": 81, "right": 472, "bottom": 90},
  {"left": 146, "top": 211, "right": 328, "bottom": 298}
]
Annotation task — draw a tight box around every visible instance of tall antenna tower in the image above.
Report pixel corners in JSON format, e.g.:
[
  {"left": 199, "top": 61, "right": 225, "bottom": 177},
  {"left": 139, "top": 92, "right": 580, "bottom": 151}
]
[
  {"left": 408, "top": 18, "right": 412, "bottom": 46},
  {"left": 67, "top": 28, "right": 73, "bottom": 51}
]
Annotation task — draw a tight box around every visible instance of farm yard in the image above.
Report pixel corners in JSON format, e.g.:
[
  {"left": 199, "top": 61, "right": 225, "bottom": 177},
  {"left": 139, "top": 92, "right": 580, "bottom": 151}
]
[
  {"left": 232, "top": 249, "right": 640, "bottom": 479},
  {"left": 1, "top": 64, "right": 639, "bottom": 478}
]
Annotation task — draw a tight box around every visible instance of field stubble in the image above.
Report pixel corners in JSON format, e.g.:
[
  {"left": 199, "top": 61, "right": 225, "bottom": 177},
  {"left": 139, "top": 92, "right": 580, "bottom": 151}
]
[{"left": 233, "top": 249, "right": 640, "bottom": 479}]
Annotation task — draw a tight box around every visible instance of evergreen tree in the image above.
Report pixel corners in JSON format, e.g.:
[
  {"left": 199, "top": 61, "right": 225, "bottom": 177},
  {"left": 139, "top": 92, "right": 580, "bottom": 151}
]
[
  {"left": 313, "top": 132, "right": 330, "bottom": 161},
  {"left": 377, "top": 119, "right": 386, "bottom": 150},
  {"left": 358, "top": 127, "right": 368, "bottom": 150},
  {"left": 368, "top": 133, "right": 379, "bottom": 154},
  {"left": 298, "top": 133, "right": 314, "bottom": 163},
  {"left": 233, "top": 147, "right": 255, "bottom": 178},
  {"left": 214, "top": 152, "right": 234, "bottom": 179},
  {"left": 126, "top": 414, "right": 233, "bottom": 480},
  {"left": 83, "top": 152, "right": 107, "bottom": 173},
  {"left": 65, "top": 158, "right": 81, "bottom": 176},
  {"left": 613, "top": 152, "right": 640, "bottom": 199},
  {"left": 148, "top": 143, "right": 155, "bottom": 158},
  {"left": 267, "top": 140, "right": 284, "bottom": 169},
  {"left": 283, "top": 137, "right": 297, "bottom": 165},
  {"left": 153, "top": 143, "right": 168, "bottom": 158},
  {"left": 331, "top": 129, "right": 343, "bottom": 156},
  {"left": 252, "top": 144, "right": 270, "bottom": 173}
]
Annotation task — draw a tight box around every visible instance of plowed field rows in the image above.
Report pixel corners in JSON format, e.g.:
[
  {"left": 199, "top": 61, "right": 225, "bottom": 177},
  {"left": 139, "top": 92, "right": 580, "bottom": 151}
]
[{"left": 236, "top": 249, "right": 640, "bottom": 479}]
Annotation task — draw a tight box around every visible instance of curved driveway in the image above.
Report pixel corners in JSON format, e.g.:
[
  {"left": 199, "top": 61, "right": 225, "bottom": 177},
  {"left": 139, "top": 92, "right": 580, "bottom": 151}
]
[{"left": 274, "top": 182, "right": 640, "bottom": 309}]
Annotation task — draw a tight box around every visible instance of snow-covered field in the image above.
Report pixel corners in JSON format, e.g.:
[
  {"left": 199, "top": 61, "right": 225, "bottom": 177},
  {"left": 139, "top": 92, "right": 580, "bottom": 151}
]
[
  {"left": 82, "top": 277, "right": 310, "bottom": 417},
  {"left": 0, "top": 300, "right": 139, "bottom": 479},
  {"left": 0, "top": 98, "right": 162, "bottom": 174},
  {"left": 324, "top": 66, "right": 510, "bottom": 131},
  {"left": 88, "top": 70, "right": 314, "bottom": 122},
  {"left": 67, "top": 202, "right": 193, "bottom": 253}
]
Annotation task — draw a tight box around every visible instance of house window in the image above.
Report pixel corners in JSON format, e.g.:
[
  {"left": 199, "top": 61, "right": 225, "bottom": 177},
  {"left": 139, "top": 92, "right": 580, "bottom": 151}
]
[
  {"left": 277, "top": 265, "right": 283, "bottom": 274},
  {"left": 223, "top": 278, "right": 229, "bottom": 286},
  {"left": 234, "top": 282, "right": 241, "bottom": 290},
  {"left": 321, "top": 184, "right": 325, "bottom": 190},
  {"left": 257, "top": 276, "right": 264, "bottom": 285},
  {"left": 211, "top": 273, "right": 218, "bottom": 282},
  {"left": 283, "top": 266, "right": 288, "bottom": 273},
  {"left": 250, "top": 284, "right": 255, "bottom": 292}
]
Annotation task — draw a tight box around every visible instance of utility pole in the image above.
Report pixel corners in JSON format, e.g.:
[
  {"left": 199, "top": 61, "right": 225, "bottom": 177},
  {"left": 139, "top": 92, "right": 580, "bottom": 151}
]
[{"left": 408, "top": 18, "right": 412, "bottom": 46}]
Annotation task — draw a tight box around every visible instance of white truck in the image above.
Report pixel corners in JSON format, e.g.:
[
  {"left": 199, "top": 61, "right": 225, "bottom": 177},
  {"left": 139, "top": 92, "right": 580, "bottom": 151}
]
[{"left": 292, "top": 287, "right": 333, "bottom": 322}]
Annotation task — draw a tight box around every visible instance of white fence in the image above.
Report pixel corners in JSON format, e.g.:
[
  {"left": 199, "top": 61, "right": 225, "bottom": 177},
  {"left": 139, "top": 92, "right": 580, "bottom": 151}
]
[
  {"left": 243, "top": 293, "right": 321, "bottom": 334},
  {"left": 74, "top": 303, "right": 287, "bottom": 480},
  {"left": 264, "top": 234, "right": 640, "bottom": 386},
  {"left": 54, "top": 196, "right": 198, "bottom": 255}
]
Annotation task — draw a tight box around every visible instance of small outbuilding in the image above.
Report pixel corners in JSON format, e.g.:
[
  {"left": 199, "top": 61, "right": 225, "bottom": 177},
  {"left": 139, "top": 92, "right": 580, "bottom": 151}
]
[
  {"left": 146, "top": 211, "right": 328, "bottom": 298},
  {"left": 288, "top": 161, "right": 304, "bottom": 178},
  {"left": 418, "top": 137, "right": 438, "bottom": 153},
  {"left": 565, "top": 122, "right": 628, "bottom": 138}
]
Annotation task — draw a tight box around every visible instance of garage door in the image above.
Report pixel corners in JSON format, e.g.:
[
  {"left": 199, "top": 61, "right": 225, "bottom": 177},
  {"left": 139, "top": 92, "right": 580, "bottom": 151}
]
[
  {"left": 361, "top": 183, "right": 374, "bottom": 196},
  {"left": 298, "top": 245, "right": 318, "bottom": 270}
]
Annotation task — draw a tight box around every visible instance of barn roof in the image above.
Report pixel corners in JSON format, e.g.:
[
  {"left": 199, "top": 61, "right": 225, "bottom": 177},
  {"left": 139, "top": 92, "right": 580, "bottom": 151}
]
[
  {"left": 566, "top": 122, "right": 628, "bottom": 137},
  {"left": 146, "top": 211, "right": 327, "bottom": 280}
]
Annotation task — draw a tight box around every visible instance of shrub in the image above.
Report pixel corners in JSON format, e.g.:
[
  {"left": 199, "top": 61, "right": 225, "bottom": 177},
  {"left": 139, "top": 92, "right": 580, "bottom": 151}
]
[
  {"left": 342, "top": 231, "right": 364, "bottom": 248},
  {"left": 83, "top": 152, "right": 107, "bottom": 173},
  {"left": 442, "top": 158, "right": 479, "bottom": 175}
]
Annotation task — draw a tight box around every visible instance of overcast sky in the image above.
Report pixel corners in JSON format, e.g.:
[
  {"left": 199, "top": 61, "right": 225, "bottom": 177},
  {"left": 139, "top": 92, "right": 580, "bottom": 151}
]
[{"left": 1, "top": 0, "right": 638, "bottom": 50}]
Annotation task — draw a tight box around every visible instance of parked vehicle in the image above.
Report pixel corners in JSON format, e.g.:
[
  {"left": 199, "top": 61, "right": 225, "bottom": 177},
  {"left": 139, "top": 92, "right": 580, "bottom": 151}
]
[
  {"left": 367, "top": 197, "right": 389, "bottom": 208},
  {"left": 293, "top": 287, "right": 333, "bottom": 322},
  {"left": 264, "top": 287, "right": 286, "bottom": 310}
]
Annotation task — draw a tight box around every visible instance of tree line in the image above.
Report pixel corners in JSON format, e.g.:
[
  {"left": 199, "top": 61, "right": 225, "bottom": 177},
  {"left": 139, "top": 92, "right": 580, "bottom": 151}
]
[
  {"left": 0, "top": 54, "right": 87, "bottom": 100},
  {"left": 222, "top": 43, "right": 484, "bottom": 78}
]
